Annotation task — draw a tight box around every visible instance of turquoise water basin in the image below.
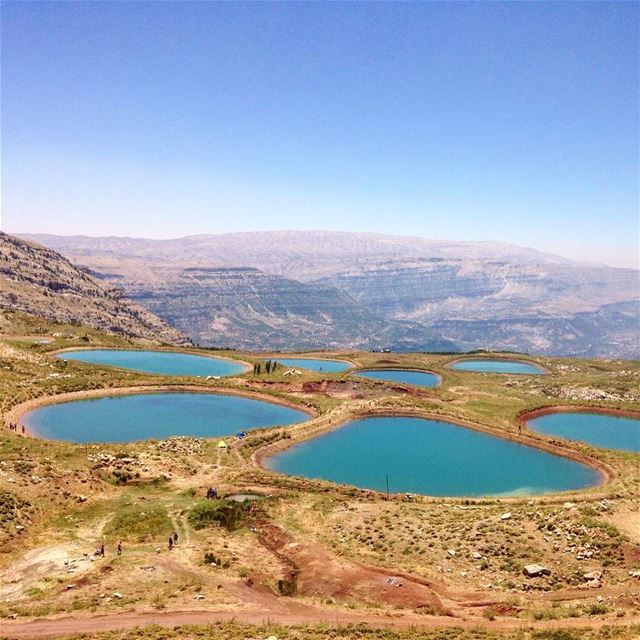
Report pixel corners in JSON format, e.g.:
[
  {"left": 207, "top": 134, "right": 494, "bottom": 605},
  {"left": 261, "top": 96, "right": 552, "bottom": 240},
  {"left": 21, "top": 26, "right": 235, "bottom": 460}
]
[
  {"left": 57, "top": 349, "right": 248, "bottom": 377},
  {"left": 267, "top": 416, "right": 600, "bottom": 496},
  {"left": 528, "top": 411, "right": 639, "bottom": 452},
  {"left": 23, "top": 392, "right": 309, "bottom": 443},
  {"left": 354, "top": 369, "right": 440, "bottom": 388},
  {"left": 449, "top": 359, "right": 545, "bottom": 375}
]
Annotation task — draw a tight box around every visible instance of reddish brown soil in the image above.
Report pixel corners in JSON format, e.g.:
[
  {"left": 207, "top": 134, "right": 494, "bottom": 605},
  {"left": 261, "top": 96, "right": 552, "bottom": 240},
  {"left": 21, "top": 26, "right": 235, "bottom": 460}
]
[{"left": 256, "top": 520, "right": 449, "bottom": 613}]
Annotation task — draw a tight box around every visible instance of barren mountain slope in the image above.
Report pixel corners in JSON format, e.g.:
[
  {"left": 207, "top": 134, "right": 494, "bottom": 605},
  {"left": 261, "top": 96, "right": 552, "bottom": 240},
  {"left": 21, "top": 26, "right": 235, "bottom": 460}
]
[{"left": 0, "top": 233, "right": 188, "bottom": 345}]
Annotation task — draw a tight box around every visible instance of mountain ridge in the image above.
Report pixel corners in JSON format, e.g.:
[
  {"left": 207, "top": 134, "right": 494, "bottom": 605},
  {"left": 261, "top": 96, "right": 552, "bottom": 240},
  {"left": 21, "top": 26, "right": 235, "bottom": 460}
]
[
  {"left": 15, "top": 231, "right": 639, "bottom": 357},
  {"left": 19, "top": 230, "right": 582, "bottom": 270}
]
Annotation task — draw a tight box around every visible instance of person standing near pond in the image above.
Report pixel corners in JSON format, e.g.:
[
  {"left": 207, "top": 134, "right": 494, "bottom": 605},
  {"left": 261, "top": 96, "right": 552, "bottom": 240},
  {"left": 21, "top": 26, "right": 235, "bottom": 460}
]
[
  {"left": 173, "top": 531, "right": 178, "bottom": 546},
  {"left": 117, "top": 540, "right": 123, "bottom": 555}
]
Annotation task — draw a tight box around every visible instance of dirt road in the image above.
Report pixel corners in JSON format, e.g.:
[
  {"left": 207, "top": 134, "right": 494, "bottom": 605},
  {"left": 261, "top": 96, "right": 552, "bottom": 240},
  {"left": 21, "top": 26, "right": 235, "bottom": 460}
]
[{"left": 4, "top": 603, "right": 639, "bottom": 639}]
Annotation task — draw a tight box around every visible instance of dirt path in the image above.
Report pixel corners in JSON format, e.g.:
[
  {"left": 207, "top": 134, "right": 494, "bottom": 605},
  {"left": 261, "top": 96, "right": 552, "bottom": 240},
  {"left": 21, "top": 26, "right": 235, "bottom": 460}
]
[{"left": 4, "top": 604, "right": 639, "bottom": 639}]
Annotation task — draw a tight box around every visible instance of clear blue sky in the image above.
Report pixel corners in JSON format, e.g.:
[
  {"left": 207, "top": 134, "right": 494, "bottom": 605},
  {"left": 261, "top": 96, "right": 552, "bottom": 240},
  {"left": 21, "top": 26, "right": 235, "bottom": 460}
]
[{"left": 1, "top": 1, "right": 638, "bottom": 267}]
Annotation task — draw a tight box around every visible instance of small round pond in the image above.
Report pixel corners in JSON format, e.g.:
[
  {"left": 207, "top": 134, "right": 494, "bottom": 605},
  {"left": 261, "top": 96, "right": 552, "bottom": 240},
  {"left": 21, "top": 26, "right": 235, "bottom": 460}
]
[
  {"left": 271, "top": 358, "right": 352, "bottom": 373},
  {"left": 57, "top": 349, "right": 248, "bottom": 377},
  {"left": 448, "top": 359, "right": 545, "bottom": 375},
  {"left": 354, "top": 369, "right": 440, "bottom": 388},
  {"left": 266, "top": 416, "right": 600, "bottom": 496},
  {"left": 528, "top": 411, "right": 640, "bottom": 452},
  {"left": 23, "top": 392, "right": 309, "bottom": 444}
]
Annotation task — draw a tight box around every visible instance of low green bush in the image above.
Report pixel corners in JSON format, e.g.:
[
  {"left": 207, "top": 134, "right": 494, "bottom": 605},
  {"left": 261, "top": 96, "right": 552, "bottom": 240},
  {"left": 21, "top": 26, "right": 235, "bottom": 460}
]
[{"left": 187, "top": 499, "right": 249, "bottom": 531}]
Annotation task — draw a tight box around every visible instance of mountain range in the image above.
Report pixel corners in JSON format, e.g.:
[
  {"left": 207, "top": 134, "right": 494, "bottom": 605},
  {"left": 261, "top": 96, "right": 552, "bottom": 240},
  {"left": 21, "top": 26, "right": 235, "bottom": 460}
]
[{"left": 17, "top": 231, "right": 640, "bottom": 357}]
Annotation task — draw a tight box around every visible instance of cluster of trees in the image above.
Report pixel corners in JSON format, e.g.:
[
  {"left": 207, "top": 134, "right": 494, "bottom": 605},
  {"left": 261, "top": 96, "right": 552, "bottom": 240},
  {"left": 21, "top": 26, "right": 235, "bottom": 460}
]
[{"left": 252, "top": 360, "right": 278, "bottom": 375}]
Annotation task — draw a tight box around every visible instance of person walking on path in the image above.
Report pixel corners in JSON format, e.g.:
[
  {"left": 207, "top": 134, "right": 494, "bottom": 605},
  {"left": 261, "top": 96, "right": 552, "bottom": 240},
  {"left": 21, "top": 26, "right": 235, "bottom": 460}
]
[
  {"left": 117, "top": 541, "right": 123, "bottom": 556},
  {"left": 172, "top": 531, "right": 178, "bottom": 546},
  {"left": 168, "top": 536, "right": 173, "bottom": 551},
  {"left": 99, "top": 543, "right": 105, "bottom": 557}
]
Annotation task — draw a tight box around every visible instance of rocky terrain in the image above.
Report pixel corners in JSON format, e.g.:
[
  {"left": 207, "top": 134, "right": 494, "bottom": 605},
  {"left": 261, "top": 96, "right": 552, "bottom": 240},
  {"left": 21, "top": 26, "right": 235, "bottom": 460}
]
[
  {"left": 19, "top": 231, "right": 639, "bottom": 356},
  {"left": 114, "top": 266, "right": 454, "bottom": 351},
  {"left": 0, "top": 233, "right": 188, "bottom": 345}
]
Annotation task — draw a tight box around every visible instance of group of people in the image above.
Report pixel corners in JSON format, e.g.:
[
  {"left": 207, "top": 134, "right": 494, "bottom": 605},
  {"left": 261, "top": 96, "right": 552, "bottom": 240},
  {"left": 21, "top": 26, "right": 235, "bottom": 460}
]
[
  {"left": 205, "top": 487, "right": 218, "bottom": 499},
  {"left": 7, "top": 422, "right": 25, "bottom": 434},
  {"left": 95, "top": 541, "right": 123, "bottom": 557},
  {"left": 168, "top": 530, "right": 179, "bottom": 550}
]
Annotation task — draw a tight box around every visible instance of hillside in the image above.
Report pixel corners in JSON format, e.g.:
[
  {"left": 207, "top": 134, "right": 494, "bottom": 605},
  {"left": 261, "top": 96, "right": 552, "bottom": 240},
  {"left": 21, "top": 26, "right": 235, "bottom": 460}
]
[
  {"left": 0, "top": 232, "right": 188, "bottom": 345},
  {"left": 19, "top": 231, "right": 640, "bottom": 356}
]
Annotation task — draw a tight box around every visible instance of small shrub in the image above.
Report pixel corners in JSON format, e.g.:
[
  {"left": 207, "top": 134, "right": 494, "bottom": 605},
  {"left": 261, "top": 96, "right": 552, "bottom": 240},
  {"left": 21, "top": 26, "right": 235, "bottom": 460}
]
[
  {"left": 586, "top": 602, "right": 608, "bottom": 616},
  {"left": 203, "top": 551, "right": 229, "bottom": 568},
  {"left": 188, "top": 499, "right": 249, "bottom": 531},
  {"left": 482, "top": 607, "right": 497, "bottom": 621}
]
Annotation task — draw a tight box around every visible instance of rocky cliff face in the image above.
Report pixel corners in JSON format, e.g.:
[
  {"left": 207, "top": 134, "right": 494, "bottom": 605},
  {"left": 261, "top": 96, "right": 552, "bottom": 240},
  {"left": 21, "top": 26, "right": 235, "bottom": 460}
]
[
  {"left": 315, "top": 259, "right": 639, "bottom": 356},
  {"left": 118, "top": 266, "right": 454, "bottom": 351},
  {"left": 17, "top": 231, "right": 639, "bottom": 356},
  {"left": 0, "top": 233, "right": 188, "bottom": 345}
]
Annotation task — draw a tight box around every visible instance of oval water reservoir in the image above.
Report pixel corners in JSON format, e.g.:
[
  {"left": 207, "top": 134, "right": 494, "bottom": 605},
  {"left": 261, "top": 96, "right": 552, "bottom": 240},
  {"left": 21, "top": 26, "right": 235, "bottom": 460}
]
[
  {"left": 449, "top": 359, "right": 545, "bottom": 375},
  {"left": 271, "top": 358, "right": 352, "bottom": 373},
  {"left": 57, "top": 349, "right": 248, "bottom": 377},
  {"left": 267, "top": 416, "right": 600, "bottom": 496},
  {"left": 354, "top": 369, "right": 440, "bottom": 388},
  {"left": 528, "top": 411, "right": 640, "bottom": 452},
  {"left": 23, "top": 392, "right": 309, "bottom": 443}
]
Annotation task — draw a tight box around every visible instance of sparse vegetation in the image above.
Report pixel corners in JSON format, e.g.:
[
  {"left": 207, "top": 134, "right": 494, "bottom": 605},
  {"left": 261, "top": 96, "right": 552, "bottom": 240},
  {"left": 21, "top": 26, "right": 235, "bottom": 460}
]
[
  {"left": 33, "top": 621, "right": 640, "bottom": 640},
  {"left": 0, "top": 313, "right": 638, "bottom": 639}
]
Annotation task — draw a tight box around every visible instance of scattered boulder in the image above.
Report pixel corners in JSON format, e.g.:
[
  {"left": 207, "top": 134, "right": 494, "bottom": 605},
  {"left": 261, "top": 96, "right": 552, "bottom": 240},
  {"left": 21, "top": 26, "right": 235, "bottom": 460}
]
[
  {"left": 501, "top": 512, "right": 512, "bottom": 520},
  {"left": 583, "top": 571, "right": 602, "bottom": 581},
  {"left": 523, "top": 564, "right": 550, "bottom": 578}
]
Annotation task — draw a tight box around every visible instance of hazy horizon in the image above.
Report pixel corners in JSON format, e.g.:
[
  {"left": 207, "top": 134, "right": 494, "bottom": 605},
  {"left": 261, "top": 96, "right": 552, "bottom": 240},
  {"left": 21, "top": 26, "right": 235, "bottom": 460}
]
[
  {"left": 2, "top": 2, "right": 638, "bottom": 268},
  {"left": 9, "top": 227, "right": 637, "bottom": 271}
]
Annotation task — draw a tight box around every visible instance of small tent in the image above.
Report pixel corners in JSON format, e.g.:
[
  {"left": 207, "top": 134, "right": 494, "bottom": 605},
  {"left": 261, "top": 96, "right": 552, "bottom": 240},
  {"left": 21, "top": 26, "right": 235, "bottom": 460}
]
[{"left": 217, "top": 440, "right": 228, "bottom": 449}]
